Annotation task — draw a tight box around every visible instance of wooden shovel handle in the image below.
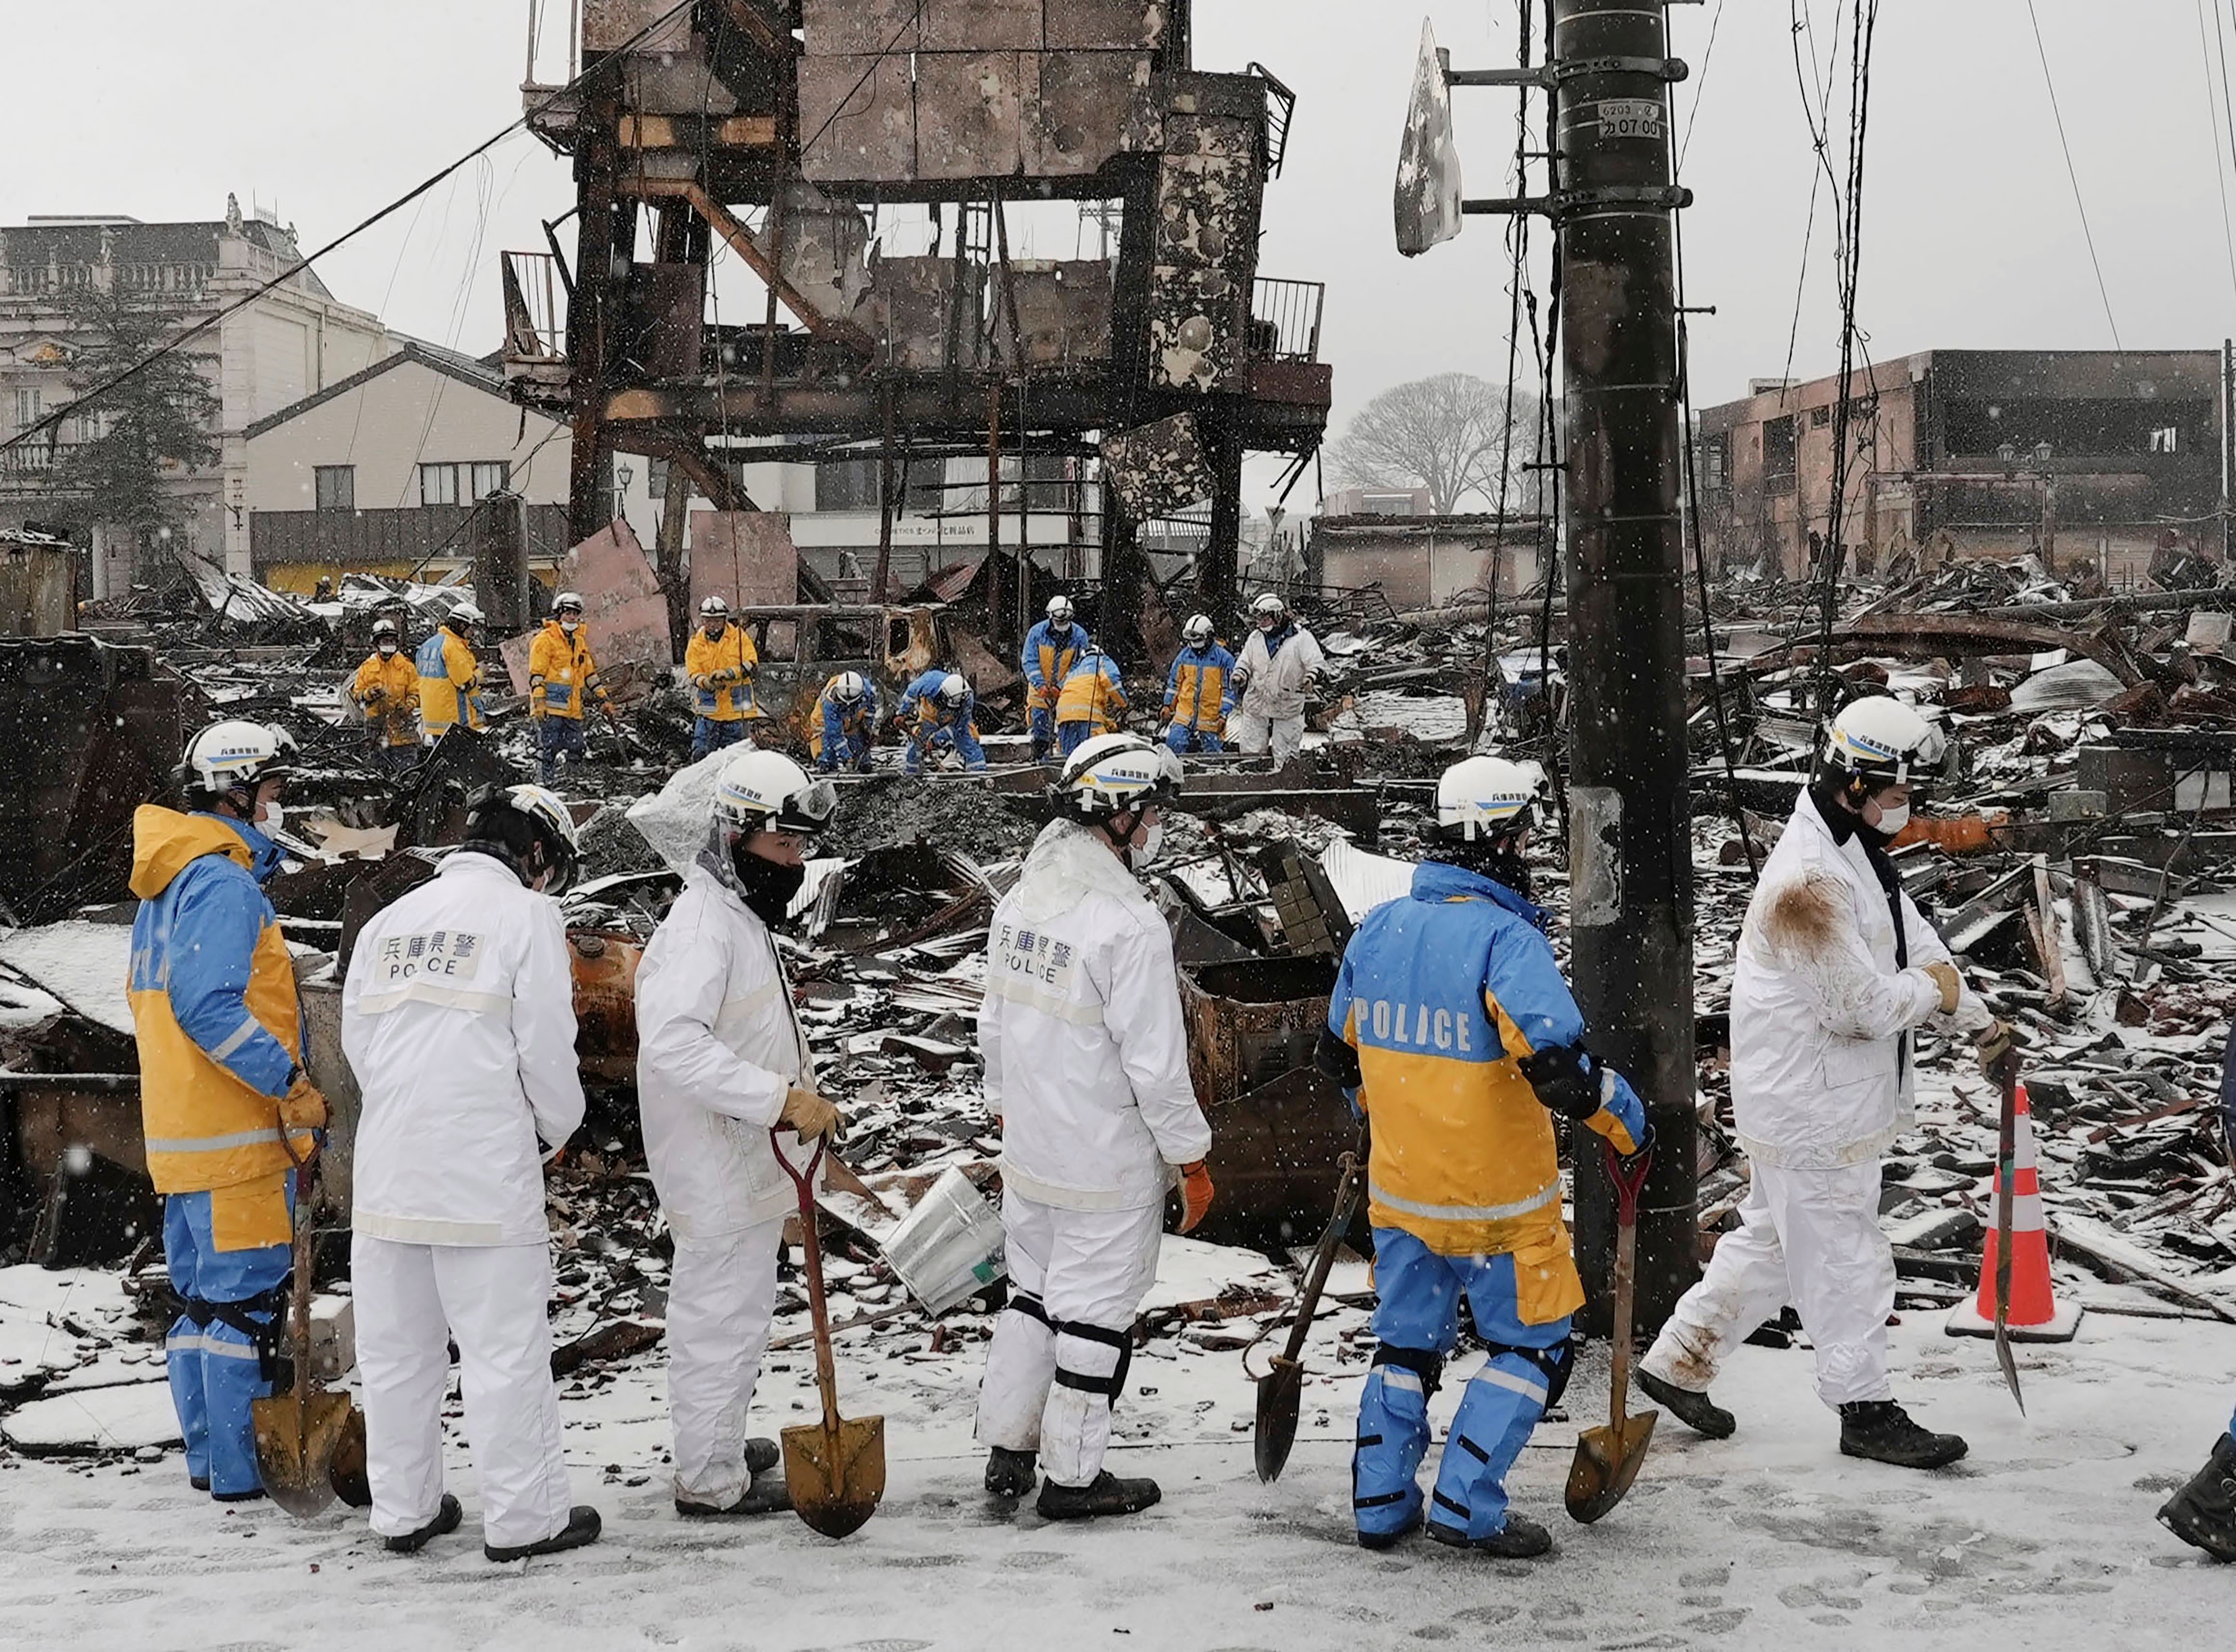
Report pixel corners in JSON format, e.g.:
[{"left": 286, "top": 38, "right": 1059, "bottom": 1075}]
[
  {"left": 1602, "top": 1138, "right": 1653, "bottom": 1428},
  {"left": 1276, "top": 1125, "right": 1370, "bottom": 1368},
  {"left": 771, "top": 1131, "right": 842, "bottom": 1428}
]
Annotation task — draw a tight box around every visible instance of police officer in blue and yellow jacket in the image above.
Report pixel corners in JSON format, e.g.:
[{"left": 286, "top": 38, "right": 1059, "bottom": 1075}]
[
  {"left": 1021, "top": 595, "right": 1088, "bottom": 761},
  {"left": 128, "top": 721, "right": 327, "bottom": 1504},
  {"left": 1318, "top": 754, "right": 1649, "bottom": 1560},
  {"left": 897, "top": 669, "right": 988, "bottom": 774},
  {"left": 1161, "top": 613, "right": 1237, "bottom": 755},
  {"left": 812, "top": 669, "right": 882, "bottom": 773}
]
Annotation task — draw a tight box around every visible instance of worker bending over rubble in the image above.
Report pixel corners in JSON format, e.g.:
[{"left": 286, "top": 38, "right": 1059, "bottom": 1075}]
[
  {"left": 528, "top": 591, "right": 618, "bottom": 787},
  {"left": 898, "top": 669, "right": 987, "bottom": 775},
  {"left": 342, "top": 784, "right": 601, "bottom": 1562},
  {"left": 1639, "top": 698, "right": 2002, "bottom": 1470},
  {"left": 2159, "top": 1017, "right": 2236, "bottom": 1559},
  {"left": 129, "top": 720, "right": 326, "bottom": 1504},
  {"left": 637, "top": 751, "right": 845, "bottom": 1518},
  {"left": 352, "top": 618, "right": 419, "bottom": 769},
  {"left": 686, "top": 596, "right": 760, "bottom": 760},
  {"left": 1229, "top": 593, "right": 1325, "bottom": 769},
  {"left": 415, "top": 601, "right": 486, "bottom": 743},
  {"left": 1055, "top": 649, "right": 1128, "bottom": 758},
  {"left": 1161, "top": 614, "right": 1236, "bottom": 755},
  {"left": 1021, "top": 594, "right": 1089, "bottom": 762},
  {"left": 1318, "top": 755, "right": 1648, "bottom": 1559},
  {"left": 974, "top": 733, "right": 1214, "bottom": 1520},
  {"left": 812, "top": 670, "right": 881, "bottom": 774}
]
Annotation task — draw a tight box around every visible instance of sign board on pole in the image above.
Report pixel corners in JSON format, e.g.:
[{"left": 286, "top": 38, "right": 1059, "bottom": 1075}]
[{"left": 1394, "top": 19, "right": 1463, "bottom": 257}]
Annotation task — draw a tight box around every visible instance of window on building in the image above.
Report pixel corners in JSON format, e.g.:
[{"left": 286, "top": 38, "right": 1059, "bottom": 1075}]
[
  {"left": 470, "top": 460, "right": 511, "bottom": 498},
  {"left": 816, "top": 458, "right": 881, "bottom": 512},
  {"left": 13, "top": 388, "right": 41, "bottom": 436},
  {"left": 902, "top": 457, "right": 947, "bottom": 513},
  {"left": 1023, "top": 453, "right": 1071, "bottom": 512},
  {"left": 2150, "top": 425, "right": 2181, "bottom": 453},
  {"left": 314, "top": 465, "right": 356, "bottom": 513},
  {"left": 1810, "top": 405, "right": 1832, "bottom": 428},
  {"left": 419, "top": 463, "right": 460, "bottom": 507},
  {"left": 1763, "top": 414, "right": 1797, "bottom": 492},
  {"left": 1701, "top": 432, "right": 1729, "bottom": 493}
]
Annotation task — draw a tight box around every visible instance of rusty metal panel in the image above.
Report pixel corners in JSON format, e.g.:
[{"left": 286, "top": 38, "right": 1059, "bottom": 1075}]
[
  {"left": 1156, "top": 118, "right": 1259, "bottom": 265},
  {"left": 996, "top": 260, "right": 1112, "bottom": 366},
  {"left": 690, "top": 510, "right": 801, "bottom": 612},
  {"left": 499, "top": 519, "right": 671, "bottom": 695},
  {"left": 1045, "top": 0, "right": 1167, "bottom": 49},
  {"left": 1148, "top": 264, "right": 1243, "bottom": 391},
  {"left": 801, "top": 0, "right": 920, "bottom": 54},
  {"left": 583, "top": 0, "right": 690, "bottom": 52},
  {"left": 915, "top": 51, "right": 1027, "bottom": 179},
  {"left": 1032, "top": 50, "right": 1151, "bottom": 174},
  {"left": 800, "top": 54, "right": 916, "bottom": 183},
  {"left": 922, "top": 0, "right": 1042, "bottom": 51},
  {"left": 865, "top": 254, "right": 987, "bottom": 371},
  {"left": 1100, "top": 412, "right": 1212, "bottom": 520}
]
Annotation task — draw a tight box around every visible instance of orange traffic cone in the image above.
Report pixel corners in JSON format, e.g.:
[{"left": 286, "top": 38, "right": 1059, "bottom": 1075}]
[{"left": 1947, "top": 1083, "right": 2083, "bottom": 1343}]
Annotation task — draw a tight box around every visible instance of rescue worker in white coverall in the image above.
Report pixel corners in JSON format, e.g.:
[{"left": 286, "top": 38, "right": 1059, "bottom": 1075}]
[
  {"left": 1228, "top": 591, "right": 1326, "bottom": 769},
  {"left": 636, "top": 750, "right": 846, "bottom": 1518},
  {"left": 1638, "top": 698, "right": 2012, "bottom": 1469},
  {"left": 343, "top": 784, "right": 603, "bottom": 1560},
  {"left": 974, "top": 733, "right": 1215, "bottom": 1519}
]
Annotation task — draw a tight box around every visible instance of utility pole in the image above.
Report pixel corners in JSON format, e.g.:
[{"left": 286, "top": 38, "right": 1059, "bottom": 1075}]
[{"left": 1396, "top": 2, "right": 1699, "bottom": 1332}]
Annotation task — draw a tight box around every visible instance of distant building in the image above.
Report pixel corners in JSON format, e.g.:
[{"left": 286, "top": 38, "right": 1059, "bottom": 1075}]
[
  {"left": 1319, "top": 485, "right": 1435, "bottom": 519},
  {"left": 0, "top": 198, "right": 390, "bottom": 593},
  {"left": 1309, "top": 513, "right": 1549, "bottom": 612},
  {"left": 1694, "top": 349, "right": 2228, "bottom": 582}
]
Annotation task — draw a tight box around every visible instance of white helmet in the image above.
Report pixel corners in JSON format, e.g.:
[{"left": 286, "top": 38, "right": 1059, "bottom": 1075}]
[
  {"left": 716, "top": 749, "right": 838, "bottom": 837},
  {"left": 829, "top": 670, "right": 869, "bottom": 707},
  {"left": 465, "top": 782, "right": 580, "bottom": 894},
  {"left": 371, "top": 617, "right": 399, "bottom": 643},
  {"left": 1436, "top": 755, "right": 1550, "bottom": 843},
  {"left": 447, "top": 600, "right": 483, "bottom": 628},
  {"left": 1058, "top": 732, "right": 1183, "bottom": 822},
  {"left": 935, "top": 672, "right": 970, "bottom": 709},
  {"left": 1820, "top": 696, "right": 1944, "bottom": 786},
  {"left": 1046, "top": 595, "right": 1075, "bottom": 626},
  {"left": 699, "top": 595, "right": 730, "bottom": 620},
  {"left": 183, "top": 720, "right": 295, "bottom": 800},
  {"left": 1251, "top": 592, "right": 1288, "bottom": 622},
  {"left": 1182, "top": 613, "right": 1215, "bottom": 648},
  {"left": 552, "top": 590, "right": 585, "bottom": 617}
]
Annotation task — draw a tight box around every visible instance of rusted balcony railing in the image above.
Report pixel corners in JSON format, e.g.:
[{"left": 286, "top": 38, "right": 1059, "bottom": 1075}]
[{"left": 1249, "top": 277, "right": 1325, "bottom": 363}]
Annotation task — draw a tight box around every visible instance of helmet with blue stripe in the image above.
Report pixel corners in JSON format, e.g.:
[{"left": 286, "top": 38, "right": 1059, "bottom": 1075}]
[
  {"left": 1436, "top": 754, "right": 1550, "bottom": 844},
  {"left": 1057, "top": 732, "right": 1182, "bottom": 823}
]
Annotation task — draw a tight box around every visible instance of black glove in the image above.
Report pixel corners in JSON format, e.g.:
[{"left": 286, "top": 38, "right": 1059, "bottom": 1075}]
[{"left": 1517, "top": 1043, "right": 1603, "bottom": 1122}]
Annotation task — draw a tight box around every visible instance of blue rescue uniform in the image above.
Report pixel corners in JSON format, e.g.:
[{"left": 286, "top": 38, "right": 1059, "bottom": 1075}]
[{"left": 896, "top": 670, "right": 988, "bottom": 774}]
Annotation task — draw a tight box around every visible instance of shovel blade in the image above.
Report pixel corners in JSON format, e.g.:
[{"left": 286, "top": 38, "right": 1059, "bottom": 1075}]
[
  {"left": 251, "top": 1388, "right": 356, "bottom": 1519},
  {"left": 1254, "top": 1357, "right": 1305, "bottom": 1484},
  {"left": 782, "top": 1414, "right": 887, "bottom": 1539},
  {"left": 328, "top": 1401, "right": 372, "bottom": 1507},
  {"left": 1563, "top": 1410, "right": 1658, "bottom": 1525}
]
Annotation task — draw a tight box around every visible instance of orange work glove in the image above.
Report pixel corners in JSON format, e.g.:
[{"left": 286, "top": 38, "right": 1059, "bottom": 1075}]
[
  {"left": 1176, "top": 1161, "right": 1215, "bottom": 1234},
  {"left": 280, "top": 1072, "right": 328, "bottom": 1132}
]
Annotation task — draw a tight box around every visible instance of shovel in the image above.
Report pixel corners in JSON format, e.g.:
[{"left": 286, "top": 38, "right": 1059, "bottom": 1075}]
[
  {"left": 772, "top": 1129, "right": 886, "bottom": 1538},
  {"left": 1565, "top": 1139, "right": 1657, "bottom": 1525},
  {"left": 1254, "top": 1123, "right": 1369, "bottom": 1483},
  {"left": 1989, "top": 1045, "right": 2026, "bottom": 1415},
  {"left": 251, "top": 1141, "right": 360, "bottom": 1518}
]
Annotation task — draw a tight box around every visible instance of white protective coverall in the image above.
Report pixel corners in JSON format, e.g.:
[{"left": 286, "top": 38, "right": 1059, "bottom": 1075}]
[
  {"left": 973, "top": 819, "right": 1212, "bottom": 1487},
  {"left": 1642, "top": 788, "right": 1990, "bottom": 1407},
  {"left": 635, "top": 861, "right": 818, "bottom": 1509},
  {"left": 1229, "top": 623, "right": 1326, "bottom": 767},
  {"left": 342, "top": 851, "right": 586, "bottom": 1551}
]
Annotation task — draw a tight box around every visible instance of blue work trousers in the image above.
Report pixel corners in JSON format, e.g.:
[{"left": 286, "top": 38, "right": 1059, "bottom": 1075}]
[
  {"left": 692, "top": 718, "right": 749, "bottom": 761},
  {"left": 1164, "top": 724, "right": 1226, "bottom": 755},
  {"left": 164, "top": 1182, "right": 295, "bottom": 1498},
  {"left": 1353, "top": 1228, "right": 1571, "bottom": 1544},
  {"left": 536, "top": 716, "right": 586, "bottom": 786},
  {"left": 906, "top": 723, "right": 987, "bottom": 774},
  {"left": 1029, "top": 704, "right": 1058, "bottom": 760}
]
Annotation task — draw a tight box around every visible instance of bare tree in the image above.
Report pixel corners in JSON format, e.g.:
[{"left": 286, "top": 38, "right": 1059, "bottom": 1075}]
[{"left": 1326, "top": 372, "right": 1540, "bottom": 515}]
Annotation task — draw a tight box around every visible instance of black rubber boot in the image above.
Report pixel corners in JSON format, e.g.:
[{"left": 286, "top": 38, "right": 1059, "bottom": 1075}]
[
  {"left": 189, "top": 1476, "right": 211, "bottom": 1493},
  {"left": 676, "top": 1475, "right": 791, "bottom": 1517},
  {"left": 745, "top": 1437, "right": 779, "bottom": 1476},
  {"left": 1356, "top": 1508, "right": 1423, "bottom": 1551},
  {"left": 1638, "top": 1368, "right": 1737, "bottom": 1440},
  {"left": 2158, "top": 1433, "right": 2236, "bottom": 1562},
  {"left": 385, "top": 1493, "right": 463, "bottom": 1554},
  {"left": 1427, "top": 1512, "right": 1554, "bottom": 1559},
  {"left": 1838, "top": 1400, "right": 1968, "bottom": 1470},
  {"left": 212, "top": 1487, "right": 266, "bottom": 1504},
  {"left": 1035, "top": 1471, "right": 1161, "bottom": 1521},
  {"left": 485, "top": 1504, "right": 602, "bottom": 1563},
  {"left": 985, "top": 1446, "right": 1038, "bottom": 1499}
]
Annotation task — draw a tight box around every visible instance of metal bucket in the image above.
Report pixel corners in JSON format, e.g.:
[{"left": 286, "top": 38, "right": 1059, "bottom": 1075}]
[{"left": 881, "top": 1165, "right": 1005, "bottom": 1314}]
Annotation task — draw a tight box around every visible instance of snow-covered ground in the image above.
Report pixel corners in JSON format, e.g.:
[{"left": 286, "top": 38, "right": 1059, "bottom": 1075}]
[{"left": 3, "top": 1258, "right": 2231, "bottom": 1650}]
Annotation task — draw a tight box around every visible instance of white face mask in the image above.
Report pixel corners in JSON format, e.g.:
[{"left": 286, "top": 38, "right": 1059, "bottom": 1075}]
[
  {"left": 1126, "top": 817, "right": 1163, "bottom": 873},
  {"left": 561, "top": 619, "right": 580, "bottom": 634},
  {"left": 258, "top": 802, "right": 285, "bottom": 837},
  {"left": 1872, "top": 801, "right": 1910, "bottom": 835}
]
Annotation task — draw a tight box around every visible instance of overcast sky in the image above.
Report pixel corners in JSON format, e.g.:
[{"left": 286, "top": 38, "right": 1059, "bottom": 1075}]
[{"left": 7, "top": 2, "right": 2233, "bottom": 507}]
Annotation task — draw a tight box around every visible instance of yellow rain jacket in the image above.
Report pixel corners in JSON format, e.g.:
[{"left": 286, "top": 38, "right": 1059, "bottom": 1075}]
[
  {"left": 528, "top": 622, "right": 609, "bottom": 720},
  {"left": 352, "top": 649, "right": 419, "bottom": 748},
  {"left": 415, "top": 626, "right": 483, "bottom": 740},
  {"left": 685, "top": 622, "right": 761, "bottom": 721}
]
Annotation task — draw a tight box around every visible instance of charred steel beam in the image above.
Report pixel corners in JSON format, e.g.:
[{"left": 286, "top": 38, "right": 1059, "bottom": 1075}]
[
  {"left": 567, "top": 91, "right": 624, "bottom": 546},
  {"left": 1554, "top": 0, "right": 1698, "bottom": 1337},
  {"left": 631, "top": 178, "right": 876, "bottom": 354}
]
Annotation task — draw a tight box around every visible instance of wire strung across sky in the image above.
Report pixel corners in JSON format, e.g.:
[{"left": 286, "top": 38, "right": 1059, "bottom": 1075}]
[
  {"left": 2024, "top": 0, "right": 2123, "bottom": 350},
  {"left": 0, "top": 0, "right": 703, "bottom": 459}
]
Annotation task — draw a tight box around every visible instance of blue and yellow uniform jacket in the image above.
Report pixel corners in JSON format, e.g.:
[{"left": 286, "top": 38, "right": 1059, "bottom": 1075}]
[
  {"left": 1055, "top": 654, "right": 1126, "bottom": 731},
  {"left": 414, "top": 627, "right": 483, "bottom": 737},
  {"left": 127, "top": 807, "right": 311, "bottom": 1199},
  {"left": 898, "top": 669, "right": 974, "bottom": 733},
  {"left": 812, "top": 675, "right": 883, "bottom": 762},
  {"left": 1164, "top": 642, "right": 1237, "bottom": 734},
  {"left": 1327, "top": 860, "right": 1646, "bottom": 1323},
  {"left": 1021, "top": 619, "right": 1087, "bottom": 707}
]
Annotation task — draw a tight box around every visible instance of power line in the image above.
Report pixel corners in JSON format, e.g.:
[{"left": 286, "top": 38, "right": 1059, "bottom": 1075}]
[
  {"left": 2208, "top": 0, "right": 2236, "bottom": 300},
  {"left": 0, "top": 0, "right": 701, "bottom": 458},
  {"left": 1676, "top": 0, "right": 1728, "bottom": 177},
  {"left": 2023, "top": 0, "right": 2122, "bottom": 349}
]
